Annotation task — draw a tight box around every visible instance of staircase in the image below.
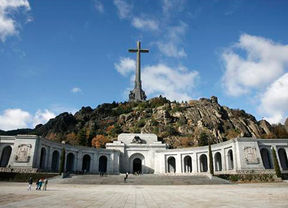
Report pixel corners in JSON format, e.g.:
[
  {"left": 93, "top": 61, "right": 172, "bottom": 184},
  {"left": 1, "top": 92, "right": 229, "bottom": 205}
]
[{"left": 49, "top": 174, "right": 230, "bottom": 185}]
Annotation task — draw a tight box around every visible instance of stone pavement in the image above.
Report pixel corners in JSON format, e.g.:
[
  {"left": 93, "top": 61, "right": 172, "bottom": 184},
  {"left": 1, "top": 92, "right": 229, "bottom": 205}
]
[{"left": 1, "top": 182, "right": 288, "bottom": 208}]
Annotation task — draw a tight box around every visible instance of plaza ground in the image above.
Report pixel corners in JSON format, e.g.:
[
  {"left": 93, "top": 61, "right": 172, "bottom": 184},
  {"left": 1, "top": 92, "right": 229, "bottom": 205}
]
[{"left": 0, "top": 180, "right": 288, "bottom": 208}]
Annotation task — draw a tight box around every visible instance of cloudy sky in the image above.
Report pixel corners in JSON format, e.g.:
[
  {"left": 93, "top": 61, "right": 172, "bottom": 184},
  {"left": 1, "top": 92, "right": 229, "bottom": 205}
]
[{"left": 0, "top": 0, "right": 288, "bottom": 130}]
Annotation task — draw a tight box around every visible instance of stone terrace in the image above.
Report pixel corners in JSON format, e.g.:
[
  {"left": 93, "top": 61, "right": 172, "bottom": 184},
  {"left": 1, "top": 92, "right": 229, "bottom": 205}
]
[{"left": 0, "top": 182, "right": 288, "bottom": 207}]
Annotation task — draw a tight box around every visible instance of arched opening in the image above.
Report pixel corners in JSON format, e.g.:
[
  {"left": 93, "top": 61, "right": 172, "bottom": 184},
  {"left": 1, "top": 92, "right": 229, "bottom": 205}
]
[
  {"left": 66, "top": 153, "right": 75, "bottom": 172},
  {"left": 39, "top": 147, "right": 46, "bottom": 169},
  {"left": 278, "top": 148, "right": 288, "bottom": 170},
  {"left": 0, "top": 146, "right": 12, "bottom": 167},
  {"left": 133, "top": 158, "right": 142, "bottom": 174},
  {"left": 214, "top": 152, "right": 222, "bottom": 171},
  {"left": 200, "top": 154, "right": 208, "bottom": 172},
  {"left": 228, "top": 150, "right": 234, "bottom": 170},
  {"left": 82, "top": 154, "right": 91, "bottom": 172},
  {"left": 183, "top": 156, "right": 192, "bottom": 173},
  {"left": 51, "top": 150, "right": 60, "bottom": 172},
  {"left": 260, "top": 148, "right": 273, "bottom": 169},
  {"left": 167, "top": 157, "right": 176, "bottom": 173},
  {"left": 99, "top": 155, "right": 107, "bottom": 173}
]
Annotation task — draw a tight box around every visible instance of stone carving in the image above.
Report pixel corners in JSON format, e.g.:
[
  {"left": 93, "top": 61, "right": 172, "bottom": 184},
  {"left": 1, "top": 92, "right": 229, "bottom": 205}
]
[
  {"left": 243, "top": 146, "right": 260, "bottom": 164},
  {"left": 131, "top": 136, "right": 145, "bottom": 144},
  {"left": 15, "top": 144, "right": 32, "bottom": 163}
]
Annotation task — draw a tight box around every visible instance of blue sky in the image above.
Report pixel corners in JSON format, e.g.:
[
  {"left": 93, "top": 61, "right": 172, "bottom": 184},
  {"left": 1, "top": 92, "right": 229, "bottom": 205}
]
[{"left": 0, "top": 0, "right": 288, "bottom": 130}]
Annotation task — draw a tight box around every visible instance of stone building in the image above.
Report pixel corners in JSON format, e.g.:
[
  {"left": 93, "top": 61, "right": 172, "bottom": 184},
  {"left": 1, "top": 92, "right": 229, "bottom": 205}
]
[{"left": 0, "top": 133, "right": 288, "bottom": 175}]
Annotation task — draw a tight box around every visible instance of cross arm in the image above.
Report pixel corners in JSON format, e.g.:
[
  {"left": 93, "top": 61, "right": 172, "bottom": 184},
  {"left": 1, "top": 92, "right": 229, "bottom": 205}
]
[
  {"left": 128, "top": 49, "right": 138, "bottom": 53},
  {"left": 140, "top": 49, "right": 149, "bottom": 53}
]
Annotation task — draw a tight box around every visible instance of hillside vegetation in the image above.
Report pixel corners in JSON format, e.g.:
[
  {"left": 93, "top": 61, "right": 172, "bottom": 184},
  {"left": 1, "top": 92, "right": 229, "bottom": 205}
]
[{"left": 28, "top": 96, "right": 288, "bottom": 149}]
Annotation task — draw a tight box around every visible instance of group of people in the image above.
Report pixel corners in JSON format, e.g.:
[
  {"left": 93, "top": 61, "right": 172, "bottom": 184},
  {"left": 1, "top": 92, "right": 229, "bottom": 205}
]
[{"left": 27, "top": 177, "right": 48, "bottom": 191}]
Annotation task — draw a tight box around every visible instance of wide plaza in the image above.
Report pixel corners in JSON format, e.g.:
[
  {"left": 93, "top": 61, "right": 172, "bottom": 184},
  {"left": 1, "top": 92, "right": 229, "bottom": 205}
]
[{"left": 0, "top": 182, "right": 288, "bottom": 208}]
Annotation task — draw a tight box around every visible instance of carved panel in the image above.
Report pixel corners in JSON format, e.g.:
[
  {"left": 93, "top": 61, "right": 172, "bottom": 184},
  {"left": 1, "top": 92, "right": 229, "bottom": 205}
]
[
  {"left": 15, "top": 144, "right": 32, "bottom": 163},
  {"left": 243, "top": 146, "right": 260, "bottom": 164}
]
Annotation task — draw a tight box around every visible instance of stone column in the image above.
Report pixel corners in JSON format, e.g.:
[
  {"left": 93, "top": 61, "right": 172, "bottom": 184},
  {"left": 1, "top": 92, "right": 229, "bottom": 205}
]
[{"left": 176, "top": 154, "right": 182, "bottom": 173}]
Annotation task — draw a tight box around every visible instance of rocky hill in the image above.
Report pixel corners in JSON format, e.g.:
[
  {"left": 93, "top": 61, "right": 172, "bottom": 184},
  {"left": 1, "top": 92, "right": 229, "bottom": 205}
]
[{"left": 31, "top": 96, "right": 288, "bottom": 149}]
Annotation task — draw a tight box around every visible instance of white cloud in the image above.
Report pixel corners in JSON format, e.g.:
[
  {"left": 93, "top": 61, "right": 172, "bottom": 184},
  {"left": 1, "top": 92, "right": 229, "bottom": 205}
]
[
  {"left": 114, "top": 57, "right": 135, "bottom": 76},
  {"left": 113, "top": 0, "right": 132, "bottom": 19},
  {"left": 221, "top": 34, "right": 288, "bottom": 124},
  {"left": 259, "top": 73, "right": 288, "bottom": 124},
  {"left": 0, "top": 0, "right": 31, "bottom": 42},
  {"left": 0, "top": 108, "right": 55, "bottom": 130},
  {"left": 131, "top": 17, "right": 159, "bottom": 31},
  {"left": 0, "top": 108, "right": 31, "bottom": 130},
  {"left": 114, "top": 58, "right": 199, "bottom": 101},
  {"left": 71, "top": 87, "right": 82, "bottom": 93},
  {"left": 33, "top": 109, "right": 56, "bottom": 127},
  {"left": 155, "top": 21, "right": 188, "bottom": 58},
  {"left": 94, "top": 1, "right": 104, "bottom": 13},
  {"left": 142, "top": 64, "right": 199, "bottom": 101},
  {"left": 222, "top": 33, "right": 288, "bottom": 96},
  {"left": 162, "top": 0, "right": 185, "bottom": 16}
]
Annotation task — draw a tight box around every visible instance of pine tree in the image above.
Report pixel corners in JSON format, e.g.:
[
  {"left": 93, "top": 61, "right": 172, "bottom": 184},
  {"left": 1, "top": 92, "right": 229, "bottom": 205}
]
[
  {"left": 208, "top": 142, "right": 214, "bottom": 175},
  {"left": 77, "top": 129, "right": 87, "bottom": 146},
  {"left": 272, "top": 147, "right": 281, "bottom": 178},
  {"left": 59, "top": 148, "right": 65, "bottom": 174}
]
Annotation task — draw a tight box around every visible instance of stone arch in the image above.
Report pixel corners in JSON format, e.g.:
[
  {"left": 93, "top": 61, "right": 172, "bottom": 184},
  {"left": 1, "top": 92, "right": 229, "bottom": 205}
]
[
  {"left": 129, "top": 153, "right": 145, "bottom": 174},
  {"left": 82, "top": 154, "right": 91, "bottom": 172},
  {"left": 167, "top": 156, "right": 176, "bottom": 173},
  {"left": 51, "top": 150, "right": 60, "bottom": 172},
  {"left": 200, "top": 154, "right": 208, "bottom": 172},
  {"left": 66, "top": 152, "right": 75, "bottom": 172},
  {"left": 99, "top": 155, "right": 108, "bottom": 173},
  {"left": 227, "top": 149, "right": 234, "bottom": 170},
  {"left": 278, "top": 148, "right": 288, "bottom": 170},
  {"left": 183, "top": 155, "right": 192, "bottom": 173},
  {"left": 214, "top": 152, "right": 222, "bottom": 171},
  {"left": 39, "top": 147, "right": 47, "bottom": 170},
  {"left": 0, "top": 146, "right": 12, "bottom": 167},
  {"left": 260, "top": 148, "right": 273, "bottom": 169}
]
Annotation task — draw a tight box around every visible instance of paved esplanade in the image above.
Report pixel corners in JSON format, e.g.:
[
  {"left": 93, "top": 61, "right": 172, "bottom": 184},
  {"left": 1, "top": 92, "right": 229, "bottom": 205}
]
[
  {"left": 128, "top": 41, "right": 148, "bottom": 102},
  {"left": 1, "top": 182, "right": 288, "bottom": 208}
]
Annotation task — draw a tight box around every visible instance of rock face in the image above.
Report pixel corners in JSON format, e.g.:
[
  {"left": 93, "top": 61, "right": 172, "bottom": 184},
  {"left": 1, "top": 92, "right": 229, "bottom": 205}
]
[{"left": 33, "top": 96, "right": 276, "bottom": 147}]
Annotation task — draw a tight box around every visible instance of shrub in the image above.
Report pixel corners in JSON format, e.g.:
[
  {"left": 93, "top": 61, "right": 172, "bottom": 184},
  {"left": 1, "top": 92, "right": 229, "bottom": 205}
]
[
  {"left": 178, "top": 115, "right": 187, "bottom": 126},
  {"left": 164, "top": 125, "right": 178, "bottom": 136},
  {"left": 136, "top": 119, "right": 146, "bottom": 128},
  {"left": 91, "top": 135, "right": 110, "bottom": 148}
]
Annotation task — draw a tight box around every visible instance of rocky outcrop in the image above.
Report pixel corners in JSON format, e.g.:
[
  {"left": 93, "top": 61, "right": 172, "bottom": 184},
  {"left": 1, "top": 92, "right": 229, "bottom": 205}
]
[{"left": 31, "top": 96, "right": 281, "bottom": 147}]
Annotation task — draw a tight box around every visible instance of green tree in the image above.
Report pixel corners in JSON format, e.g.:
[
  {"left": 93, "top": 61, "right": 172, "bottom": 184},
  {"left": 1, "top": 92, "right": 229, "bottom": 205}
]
[
  {"left": 59, "top": 148, "right": 65, "bottom": 174},
  {"left": 77, "top": 129, "right": 87, "bottom": 146},
  {"left": 208, "top": 142, "right": 214, "bottom": 175},
  {"left": 272, "top": 147, "right": 281, "bottom": 178},
  {"left": 198, "top": 132, "right": 209, "bottom": 146}
]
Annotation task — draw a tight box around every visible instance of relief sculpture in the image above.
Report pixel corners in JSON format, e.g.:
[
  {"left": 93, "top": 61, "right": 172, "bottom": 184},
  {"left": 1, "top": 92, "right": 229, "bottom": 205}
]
[
  {"left": 244, "top": 146, "right": 260, "bottom": 164},
  {"left": 15, "top": 144, "right": 32, "bottom": 163}
]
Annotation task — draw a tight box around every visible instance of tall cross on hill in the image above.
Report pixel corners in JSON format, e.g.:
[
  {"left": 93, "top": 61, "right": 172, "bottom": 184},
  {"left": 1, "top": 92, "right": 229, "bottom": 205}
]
[{"left": 128, "top": 41, "right": 149, "bottom": 102}]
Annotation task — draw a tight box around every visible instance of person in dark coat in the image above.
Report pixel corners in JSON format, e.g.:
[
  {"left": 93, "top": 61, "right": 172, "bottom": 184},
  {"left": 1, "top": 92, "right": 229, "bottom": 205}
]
[{"left": 27, "top": 177, "right": 33, "bottom": 191}]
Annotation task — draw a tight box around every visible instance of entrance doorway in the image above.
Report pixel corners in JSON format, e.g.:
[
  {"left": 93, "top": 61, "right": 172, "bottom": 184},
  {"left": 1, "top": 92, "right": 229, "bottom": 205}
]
[{"left": 133, "top": 158, "right": 142, "bottom": 174}]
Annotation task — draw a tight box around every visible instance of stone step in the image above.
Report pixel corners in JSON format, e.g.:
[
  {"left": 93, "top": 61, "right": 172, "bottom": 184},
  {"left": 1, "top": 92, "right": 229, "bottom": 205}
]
[{"left": 49, "top": 174, "right": 231, "bottom": 185}]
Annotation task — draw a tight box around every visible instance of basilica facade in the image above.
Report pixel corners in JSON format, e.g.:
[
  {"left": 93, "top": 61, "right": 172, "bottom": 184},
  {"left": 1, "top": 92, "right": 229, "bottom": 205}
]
[{"left": 0, "top": 133, "right": 288, "bottom": 175}]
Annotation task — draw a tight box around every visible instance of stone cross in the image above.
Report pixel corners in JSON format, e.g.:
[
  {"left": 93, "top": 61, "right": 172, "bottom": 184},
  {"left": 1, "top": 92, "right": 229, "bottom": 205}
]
[{"left": 128, "top": 41, "right": 149, "bottom": 101}]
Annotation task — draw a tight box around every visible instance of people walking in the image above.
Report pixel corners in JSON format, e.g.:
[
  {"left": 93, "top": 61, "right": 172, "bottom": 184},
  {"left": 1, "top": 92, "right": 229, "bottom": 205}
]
[
  {"left": 43, "top": 178, "right": 48, "bottom": 191},
  {"left": 36, "top": 179, "right": 40, "bottom": 190},
  {"left": 124, "top": 172, "right": 128, "bottom": 182},
  {"left": 37, "top": 179, "right": 43, "bottom": 190},
  {"left": 27, "top": 177, "right": 33, "bottom": 191}
]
